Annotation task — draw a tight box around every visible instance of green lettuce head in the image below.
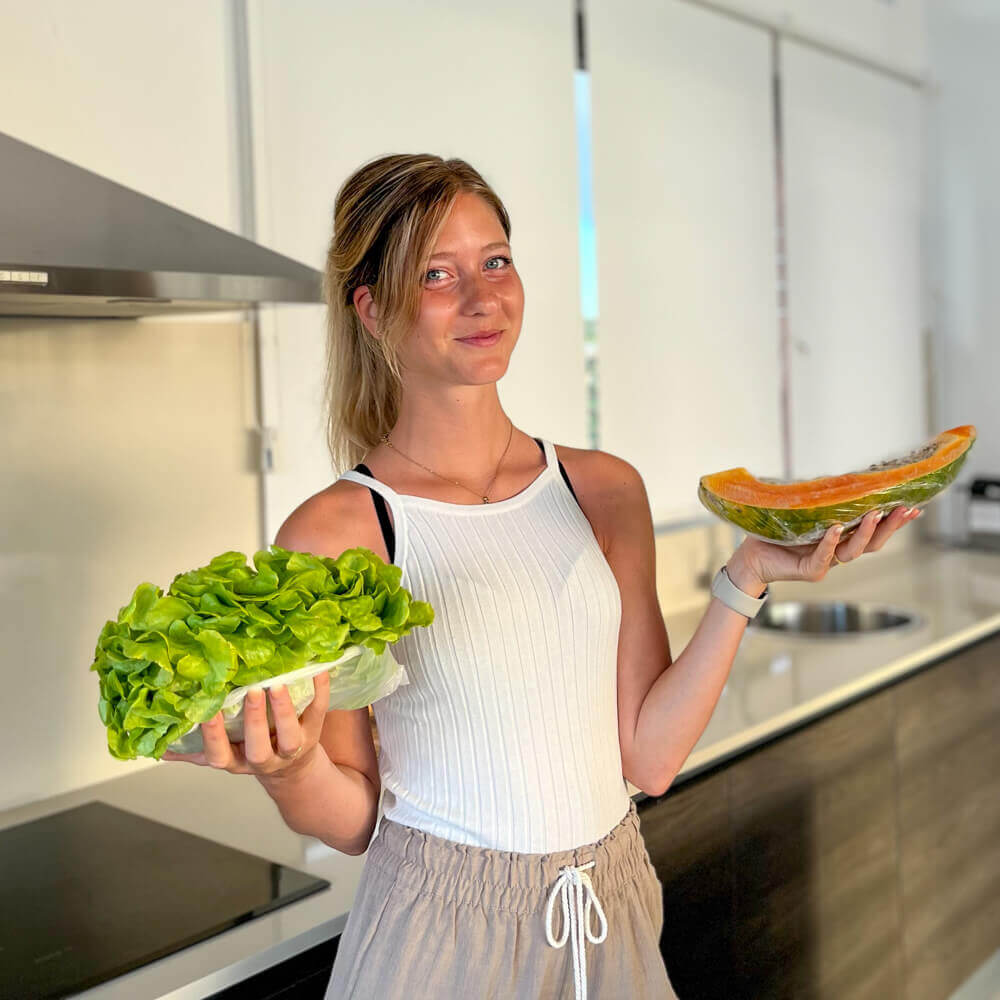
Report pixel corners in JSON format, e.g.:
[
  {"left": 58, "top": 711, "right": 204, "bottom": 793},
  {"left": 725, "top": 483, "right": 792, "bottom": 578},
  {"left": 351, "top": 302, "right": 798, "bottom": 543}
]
[{"left": 90, "top": 546, "right": 433, "bottom": 760}]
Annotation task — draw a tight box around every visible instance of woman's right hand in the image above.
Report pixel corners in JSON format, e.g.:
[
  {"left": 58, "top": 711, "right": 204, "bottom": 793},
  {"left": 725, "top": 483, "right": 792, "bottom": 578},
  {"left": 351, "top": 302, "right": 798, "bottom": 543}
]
[{"left": 160, "top": 668, "right": 331, "bottom": 780}]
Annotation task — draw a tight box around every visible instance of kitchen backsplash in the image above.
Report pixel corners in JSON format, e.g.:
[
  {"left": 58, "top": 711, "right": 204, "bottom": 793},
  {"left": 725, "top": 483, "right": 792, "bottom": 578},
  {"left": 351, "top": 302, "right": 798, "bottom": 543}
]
[{"left": 0, "top": 317, "right": 261, "bottom": 813}]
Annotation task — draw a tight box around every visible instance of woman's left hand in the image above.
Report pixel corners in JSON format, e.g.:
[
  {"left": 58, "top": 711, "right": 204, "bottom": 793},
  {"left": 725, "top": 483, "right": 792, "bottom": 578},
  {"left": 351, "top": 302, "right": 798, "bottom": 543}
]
[{"left": 736, "top": 504, "right": 923, "bottom": 588}]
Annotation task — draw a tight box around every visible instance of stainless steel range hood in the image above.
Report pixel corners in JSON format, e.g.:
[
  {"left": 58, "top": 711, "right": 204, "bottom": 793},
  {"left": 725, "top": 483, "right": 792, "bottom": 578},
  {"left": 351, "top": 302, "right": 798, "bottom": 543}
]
[{"left": 0, "top": 130, "right": 324, "bottom": 318}]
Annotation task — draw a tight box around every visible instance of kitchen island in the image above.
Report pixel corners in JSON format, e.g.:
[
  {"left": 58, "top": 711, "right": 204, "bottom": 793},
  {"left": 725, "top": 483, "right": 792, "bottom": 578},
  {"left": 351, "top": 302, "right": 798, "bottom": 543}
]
[{"left": 3, "top": 540, "right": 998, "bottom": 999}]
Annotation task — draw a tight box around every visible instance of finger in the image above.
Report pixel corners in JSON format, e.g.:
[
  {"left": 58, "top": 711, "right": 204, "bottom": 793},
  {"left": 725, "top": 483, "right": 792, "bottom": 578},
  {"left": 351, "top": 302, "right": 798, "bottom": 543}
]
[
  {"left": 855, "top": 509, "right": 884, "bottom": 550},
  {"left": 300, "top": 669, "right": 331, "bottom": 735},
  {"left": 866, "top": 506, "right": 914, "bottom": 552},
  {"left": 268, "top": 685, "right": 305, "bottom": 758},
  {"left": 200, "top": 711, "right": 236, "bottom": 770},
  {"left": 824, "top": 523, "right": 844, "bottom": 558},
  {"left": 242, "top": 687, "right": 275, "bottom": 767},
  {"left": 834, "top": 509, "right": 878, "bottom": 561},
  {"left": 160, "top": 749, "right": 206, "bottom": 764}
]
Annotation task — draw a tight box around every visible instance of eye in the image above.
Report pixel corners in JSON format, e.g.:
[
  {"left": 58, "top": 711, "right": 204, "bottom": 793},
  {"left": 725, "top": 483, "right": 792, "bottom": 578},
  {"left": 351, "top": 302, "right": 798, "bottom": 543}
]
[{"left": 424, "top": 255, "right": 512, "bottom": 284}]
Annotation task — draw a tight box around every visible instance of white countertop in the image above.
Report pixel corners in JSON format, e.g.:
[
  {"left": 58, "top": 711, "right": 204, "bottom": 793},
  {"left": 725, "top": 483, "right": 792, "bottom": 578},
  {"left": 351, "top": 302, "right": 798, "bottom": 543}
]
[
  {"left": 5, "top": 540, "right": 999, "bottom": 999},
  {"left": 666, "top": 539, "right": 1000, "bottom": 783}
]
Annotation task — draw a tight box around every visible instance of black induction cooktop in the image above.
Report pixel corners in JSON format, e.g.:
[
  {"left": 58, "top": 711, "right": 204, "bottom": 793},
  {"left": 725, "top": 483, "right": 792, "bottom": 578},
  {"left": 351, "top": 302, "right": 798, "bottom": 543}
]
[{"left": 0, "top": 800, "right": 331, "bottom": 1000}]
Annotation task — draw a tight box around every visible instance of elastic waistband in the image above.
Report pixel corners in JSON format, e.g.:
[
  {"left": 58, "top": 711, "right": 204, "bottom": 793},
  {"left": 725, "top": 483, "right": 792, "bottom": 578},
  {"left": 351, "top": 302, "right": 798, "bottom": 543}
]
[{"left": 365, "top": 799, "right": 649, "bottom": 917}]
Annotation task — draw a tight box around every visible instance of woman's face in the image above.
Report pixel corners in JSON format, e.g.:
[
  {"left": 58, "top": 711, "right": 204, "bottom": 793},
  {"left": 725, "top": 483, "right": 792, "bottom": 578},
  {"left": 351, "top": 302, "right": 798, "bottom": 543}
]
[{"left": 397, "top": 191, "right": 524, "bottom": 387}]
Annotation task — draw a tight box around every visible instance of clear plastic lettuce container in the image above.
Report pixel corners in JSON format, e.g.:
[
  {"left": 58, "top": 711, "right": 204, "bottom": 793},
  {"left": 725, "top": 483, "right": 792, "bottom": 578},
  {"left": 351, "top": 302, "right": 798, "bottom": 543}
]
[{"left": 166, "top": 643, "right": 408, "bottom": 754}]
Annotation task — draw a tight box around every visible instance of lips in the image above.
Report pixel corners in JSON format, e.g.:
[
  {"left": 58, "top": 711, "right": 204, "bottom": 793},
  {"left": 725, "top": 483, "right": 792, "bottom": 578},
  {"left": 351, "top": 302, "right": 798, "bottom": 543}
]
[
  {"left": 459, "top": 329, "right": 503, "bottom": 341},
  {"left": 458, "top": 329, "right": 503, "bottom": 345}
]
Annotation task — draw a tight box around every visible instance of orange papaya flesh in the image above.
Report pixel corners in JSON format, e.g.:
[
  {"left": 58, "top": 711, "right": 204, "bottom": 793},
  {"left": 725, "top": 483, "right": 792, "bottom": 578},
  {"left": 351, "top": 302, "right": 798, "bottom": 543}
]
[{"left": 697, "top": 425, "right": 976, "bottom": 545}]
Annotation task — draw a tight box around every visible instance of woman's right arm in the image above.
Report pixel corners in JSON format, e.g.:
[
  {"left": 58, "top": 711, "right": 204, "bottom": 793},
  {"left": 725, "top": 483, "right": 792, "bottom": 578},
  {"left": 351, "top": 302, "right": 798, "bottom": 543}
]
[
  {"left": 162, "top": 490, "right": 383, "bottom": 856},
  {"left": 256, "top": 495, "right": 383, "bottom": 855},
  {"left": 257, "top": 696, "right": 381, "bottom": 854}
]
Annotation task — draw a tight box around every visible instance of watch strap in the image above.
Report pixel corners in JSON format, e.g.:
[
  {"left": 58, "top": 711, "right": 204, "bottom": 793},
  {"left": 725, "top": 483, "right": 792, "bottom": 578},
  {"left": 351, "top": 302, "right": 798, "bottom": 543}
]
[{"left": 711, "top": 565, "right": 769, "bottom": 619}]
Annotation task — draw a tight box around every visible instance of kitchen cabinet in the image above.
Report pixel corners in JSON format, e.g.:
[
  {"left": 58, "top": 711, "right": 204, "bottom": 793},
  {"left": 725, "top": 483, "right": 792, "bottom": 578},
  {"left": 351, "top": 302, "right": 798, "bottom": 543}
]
[
  {"left": 894, "top": 629, "right": 1000, "bottom": 999},
  {"left": 206, "top": 937, "right": 340, "bottom": 1000},
  {"left": 637, "top": 629, "right": 1000, "bottom": 998},
  {"left": 587, "top": 0, "right": 782, "bottom": 525},
  {"left": 640, "top": 757, "right": 735, "bottom": 992},
  {"left": 704, "top": 0, "right": 927, "bottom": 80},
  {"left": 780, "top": 39, "right": 926, "bottom": 481},
  {"left": 245, "top": 0, "right": 587, "bottom": 543},
  {"left": 588, "top": 0, "right": 929, "bottom": 528}
]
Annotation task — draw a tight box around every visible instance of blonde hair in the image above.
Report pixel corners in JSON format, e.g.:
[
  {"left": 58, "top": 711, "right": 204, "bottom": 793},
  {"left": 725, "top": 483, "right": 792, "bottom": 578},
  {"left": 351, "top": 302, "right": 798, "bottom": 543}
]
[{"left": 322, "top": 153, "right": 512, "bottom": 473}]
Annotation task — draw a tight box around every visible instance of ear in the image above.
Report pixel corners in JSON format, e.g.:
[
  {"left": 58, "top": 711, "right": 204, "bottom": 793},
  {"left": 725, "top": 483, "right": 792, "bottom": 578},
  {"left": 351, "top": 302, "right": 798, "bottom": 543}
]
[{"left": 352, "top": 285, "right": 380, "bottom": 339}]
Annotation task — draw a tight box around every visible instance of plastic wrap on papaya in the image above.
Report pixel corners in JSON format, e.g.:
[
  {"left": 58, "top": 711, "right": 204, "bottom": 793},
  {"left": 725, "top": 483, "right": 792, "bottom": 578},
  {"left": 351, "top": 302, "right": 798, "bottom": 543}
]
[{"left": 697, "top": 424, "right": 976, "bottom": 546}]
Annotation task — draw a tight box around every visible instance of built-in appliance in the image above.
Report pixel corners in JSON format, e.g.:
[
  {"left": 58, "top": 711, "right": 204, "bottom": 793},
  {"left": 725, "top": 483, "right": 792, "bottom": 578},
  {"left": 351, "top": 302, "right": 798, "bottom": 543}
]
[
  {"left": 0, "top": 801, "right": 329, "bottom": 1000},
  {"left": 968, "top": 478, "right": 1000, "bottom": 551},
  {"left": 0, "top": 129, "right": 323, "bottom": 318}
]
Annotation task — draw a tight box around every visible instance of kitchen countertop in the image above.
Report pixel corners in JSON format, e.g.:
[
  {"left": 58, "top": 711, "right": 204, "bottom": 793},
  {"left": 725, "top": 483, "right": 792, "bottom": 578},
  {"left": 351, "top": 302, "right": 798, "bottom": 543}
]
[
  {"left": 5, "top": 540, "right": 1000, "bottom": 1000},
  {"left": 653, "top": 538, "right": 1000, "bottom": 788}
]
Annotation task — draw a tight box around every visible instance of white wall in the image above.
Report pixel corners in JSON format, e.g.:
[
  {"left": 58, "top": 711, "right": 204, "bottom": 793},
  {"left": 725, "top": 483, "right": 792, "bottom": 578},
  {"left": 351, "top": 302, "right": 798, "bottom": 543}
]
[
  {"left": 0, "top": 2, "right": 261, "bottom": 810},
  {"left": 0, "top": 318, "right": 260, "bottom": 812},
  {"left": 0, "top": 0, "right": 242, "bottom": 235},
  {"left": 245, "top": 0, "right": 587, "bottom": 541},
  {"left": 923, "top": 1, "right": 1000, "bottom": 540}
]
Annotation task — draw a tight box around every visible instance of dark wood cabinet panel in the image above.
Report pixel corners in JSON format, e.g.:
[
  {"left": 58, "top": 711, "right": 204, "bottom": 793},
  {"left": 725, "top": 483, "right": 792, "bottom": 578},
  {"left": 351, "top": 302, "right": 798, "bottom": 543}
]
[
  {"left": 728, "top": 688, "right": 902, "bottom": 1000},
  {"left": 894, "top": 633, "right": 1000, "bottom": 1000},
  {"left": 638, "top": 766, "right": 735, "bottom": 998},
  {"left": 207, "top": 936, "right": 339, "bottom": 1000},
  {"left": 638, "top": 631, "right": 1000, "bottom": 1000}
]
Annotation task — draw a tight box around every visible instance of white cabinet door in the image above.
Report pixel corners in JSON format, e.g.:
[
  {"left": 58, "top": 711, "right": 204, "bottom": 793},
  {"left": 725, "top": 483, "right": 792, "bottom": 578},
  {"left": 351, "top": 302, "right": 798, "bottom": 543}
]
[
  {"left": 781, "top": 40, "right": 926, "bottom": 481},
  {"left": 588, "top": 0, "right": 781, "bottom": 525},
  {"left": 703, "top": 0, "right": 927, "bottom": 79}
]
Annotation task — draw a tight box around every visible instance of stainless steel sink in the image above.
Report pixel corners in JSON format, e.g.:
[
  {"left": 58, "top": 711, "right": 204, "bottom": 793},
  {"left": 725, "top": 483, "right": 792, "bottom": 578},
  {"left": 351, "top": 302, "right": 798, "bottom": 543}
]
[{"left": 747, "top": 600, "right": 924, "bottom": 638}]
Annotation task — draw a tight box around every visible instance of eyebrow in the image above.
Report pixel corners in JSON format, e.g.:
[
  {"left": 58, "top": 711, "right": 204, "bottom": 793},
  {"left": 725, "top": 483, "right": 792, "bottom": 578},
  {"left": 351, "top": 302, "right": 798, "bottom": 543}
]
[{"left": 429, "top": 241, "right": 510, "bottom": 259}]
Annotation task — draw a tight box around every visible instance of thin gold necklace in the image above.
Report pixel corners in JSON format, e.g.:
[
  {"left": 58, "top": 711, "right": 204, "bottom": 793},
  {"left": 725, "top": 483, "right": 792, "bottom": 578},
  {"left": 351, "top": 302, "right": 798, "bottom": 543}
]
[{"left": 380, "top": 418, "right": 514, "bottom": 503}]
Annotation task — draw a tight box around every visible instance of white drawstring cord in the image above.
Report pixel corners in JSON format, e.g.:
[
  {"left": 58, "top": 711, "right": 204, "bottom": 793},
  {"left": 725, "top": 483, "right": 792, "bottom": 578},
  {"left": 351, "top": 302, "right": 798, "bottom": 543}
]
[{"left": 544, "top": 859, "right": 608, "bottom": 1000}]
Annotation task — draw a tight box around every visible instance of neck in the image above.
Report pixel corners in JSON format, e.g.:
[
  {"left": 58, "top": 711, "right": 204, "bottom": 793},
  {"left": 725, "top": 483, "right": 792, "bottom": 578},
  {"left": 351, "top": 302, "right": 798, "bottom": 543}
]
[{"left": 384, "top": 387, "right": 514, "bottom": 478}]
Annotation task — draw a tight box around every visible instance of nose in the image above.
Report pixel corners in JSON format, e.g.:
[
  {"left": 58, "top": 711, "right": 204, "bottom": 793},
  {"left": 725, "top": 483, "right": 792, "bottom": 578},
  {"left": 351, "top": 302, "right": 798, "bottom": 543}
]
[{"left": 460, "top": 271, "right": 502, "bottom": 313}]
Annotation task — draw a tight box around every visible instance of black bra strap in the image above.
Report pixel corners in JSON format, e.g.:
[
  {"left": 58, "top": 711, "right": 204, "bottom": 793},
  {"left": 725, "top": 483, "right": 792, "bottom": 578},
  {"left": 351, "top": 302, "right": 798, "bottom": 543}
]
[
  {"left": 534, "top": 436, "right": 581, "bottom": 506},
  {"left": 353, "top": 438, "right": 581, "bottom": 565},
  {"left": 353, "top": 462, "right": 395, "bottom": 563}
]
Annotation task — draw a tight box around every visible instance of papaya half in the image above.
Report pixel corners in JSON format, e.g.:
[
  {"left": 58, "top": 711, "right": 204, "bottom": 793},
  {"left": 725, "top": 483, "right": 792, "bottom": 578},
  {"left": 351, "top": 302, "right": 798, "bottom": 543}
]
[{"left": 698, "top": 424, "right": 976, "bottom": 546}]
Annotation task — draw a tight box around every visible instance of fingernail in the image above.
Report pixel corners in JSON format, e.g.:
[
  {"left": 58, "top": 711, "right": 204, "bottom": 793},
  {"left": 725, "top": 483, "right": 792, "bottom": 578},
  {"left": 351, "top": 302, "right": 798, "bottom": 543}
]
[
  {"left": 248, "top": 688, "right": 264, "bottom": 705},
  {"left": 833, "top": 525, "right": 843, "bottom": 536},
  {"left": 270, "top": 685, "right": 286, "bottom": 699}
]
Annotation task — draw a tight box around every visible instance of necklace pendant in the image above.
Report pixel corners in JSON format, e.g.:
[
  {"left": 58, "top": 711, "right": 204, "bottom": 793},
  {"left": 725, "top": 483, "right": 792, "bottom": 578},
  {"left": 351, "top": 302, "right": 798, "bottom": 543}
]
[{"left": 482, "top": 497, "right": 490, "bottom": 504}]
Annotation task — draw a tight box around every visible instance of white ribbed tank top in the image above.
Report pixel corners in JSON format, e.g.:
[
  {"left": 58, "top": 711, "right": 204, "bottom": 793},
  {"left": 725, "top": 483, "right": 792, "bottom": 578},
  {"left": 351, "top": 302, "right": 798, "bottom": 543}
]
[{"left": 337, "top": 437, "right": 631, "bottom": 853}]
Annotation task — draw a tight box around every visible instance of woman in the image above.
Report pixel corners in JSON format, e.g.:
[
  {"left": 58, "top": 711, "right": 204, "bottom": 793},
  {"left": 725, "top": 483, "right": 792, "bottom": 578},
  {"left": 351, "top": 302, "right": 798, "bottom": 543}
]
[{"left": 163, "top": 153, "right": 920, "bottom": 998}]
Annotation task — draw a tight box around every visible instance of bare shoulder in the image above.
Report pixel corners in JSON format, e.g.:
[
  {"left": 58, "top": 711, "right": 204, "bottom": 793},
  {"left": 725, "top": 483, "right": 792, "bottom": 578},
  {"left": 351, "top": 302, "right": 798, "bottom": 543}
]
[
  {"left": 550, "top": 443, "right": 645, "bottom": 555},
  {"left": 275, "top": 479, "right": 386, "bottom": 800},
  {"left": 273, "top": 477, "right": 391, "bottom": 564},
  {"left": 551, "top": 442, "right": 642, "bottom": 496}
]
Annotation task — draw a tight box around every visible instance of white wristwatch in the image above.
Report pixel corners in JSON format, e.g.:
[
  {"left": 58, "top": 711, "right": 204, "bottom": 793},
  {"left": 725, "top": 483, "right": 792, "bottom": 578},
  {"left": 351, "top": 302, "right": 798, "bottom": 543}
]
[{"left": 710, "top": 565, "right": 769, "bottom": 620}]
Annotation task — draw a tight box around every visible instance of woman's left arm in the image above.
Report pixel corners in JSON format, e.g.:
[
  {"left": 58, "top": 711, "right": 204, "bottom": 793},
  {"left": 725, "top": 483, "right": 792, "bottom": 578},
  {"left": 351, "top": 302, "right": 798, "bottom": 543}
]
[{"left": 602, "top": 457, "right": 920, "bottom": 798}]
